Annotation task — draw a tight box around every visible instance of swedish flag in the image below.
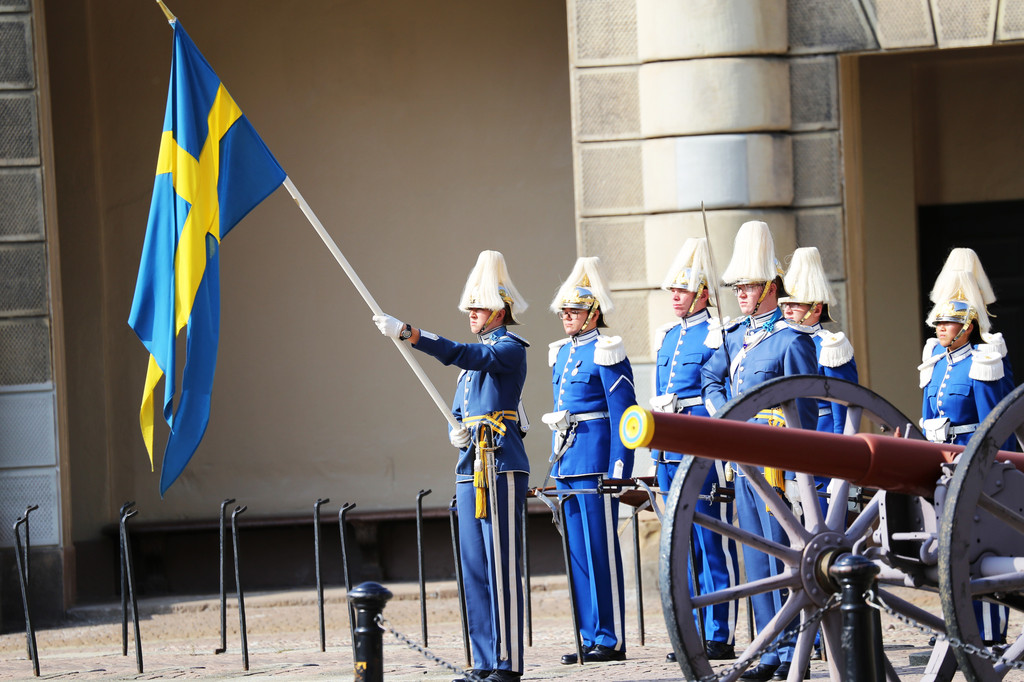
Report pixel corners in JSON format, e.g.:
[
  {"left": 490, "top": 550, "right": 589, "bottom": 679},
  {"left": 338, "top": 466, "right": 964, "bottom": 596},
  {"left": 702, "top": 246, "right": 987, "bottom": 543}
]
[{"left": 128, "top": 22, "right": 285, "bottom": 495}]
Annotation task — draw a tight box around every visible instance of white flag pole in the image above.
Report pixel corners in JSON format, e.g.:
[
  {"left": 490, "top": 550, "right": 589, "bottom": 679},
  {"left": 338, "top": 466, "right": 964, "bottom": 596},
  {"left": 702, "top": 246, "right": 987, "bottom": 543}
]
[{"left": 282, "top": 177, "right": 460, "bottom": 429}]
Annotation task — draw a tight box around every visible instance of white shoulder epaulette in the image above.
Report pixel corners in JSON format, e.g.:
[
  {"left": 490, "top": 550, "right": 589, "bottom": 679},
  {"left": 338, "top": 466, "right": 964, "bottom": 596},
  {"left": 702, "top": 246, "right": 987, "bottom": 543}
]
[
  {"left": 704, "top": 315, "right": 730, "bottom": 350},
  {"left": 981, "top": 332, "right": 1008, "bottom": 358},
  {"left": 654, "top": 321, "right": 678, "bottom": 350},
  {"left": 918, "top": 338, "right": 943, "bottom": 388},
  {"left": 725, "top": 317, "right": 744, "bottom": 332},
  {"left": 548, "top": 338, "right": 570, "bottom": 367},
  {"left": 970, "top": 348, "right": 1005, "bottom": 382},
  {"left": 504, "top": 331, "right": 530, "bottom": 348},
  {"left": 816, "top": 330, "right": 854, "bottom": 368},
  {"left": 594, "top": 335, "right": 627, "bottom": 366}
]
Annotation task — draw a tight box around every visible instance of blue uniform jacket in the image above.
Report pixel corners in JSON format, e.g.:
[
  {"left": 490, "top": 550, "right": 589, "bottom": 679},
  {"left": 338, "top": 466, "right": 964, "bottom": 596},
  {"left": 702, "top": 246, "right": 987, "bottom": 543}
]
[
  {"left": 551, "top": 330, "right": 636, "bottom": 478},
  {"left": 810, "top": 328, "right": 859, "bottom": 434},
  {"left": 921, "top": 342, "right": 1015, "bottom": 449},
  {"left": 701, "top": 310, "right": 819, "bottom": 430},
  {"left": 414, "top": 325, "right": 530, "bottom": 477},
  {"left": 653, "top": 310, "right": 715, "bottom": 463}
]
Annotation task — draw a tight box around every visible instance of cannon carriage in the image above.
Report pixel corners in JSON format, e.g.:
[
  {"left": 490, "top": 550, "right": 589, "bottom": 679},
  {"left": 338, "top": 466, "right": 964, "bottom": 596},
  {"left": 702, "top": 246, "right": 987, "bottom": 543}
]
[{"left": 619, "top": 375, "right": 1024, "bottom": 682}]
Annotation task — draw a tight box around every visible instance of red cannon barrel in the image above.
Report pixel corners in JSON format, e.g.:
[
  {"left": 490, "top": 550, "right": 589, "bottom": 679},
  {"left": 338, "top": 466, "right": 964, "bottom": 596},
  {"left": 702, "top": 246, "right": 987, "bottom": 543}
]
[{"left": 619, "top": 406, "right": 1024, "bottom": 498}]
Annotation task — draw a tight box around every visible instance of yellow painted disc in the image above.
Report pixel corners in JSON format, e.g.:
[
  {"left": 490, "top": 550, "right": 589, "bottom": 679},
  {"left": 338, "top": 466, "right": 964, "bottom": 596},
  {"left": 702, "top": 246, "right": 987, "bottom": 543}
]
[{"left": 619, "top": 405, "right": 654, "bottom": 449}]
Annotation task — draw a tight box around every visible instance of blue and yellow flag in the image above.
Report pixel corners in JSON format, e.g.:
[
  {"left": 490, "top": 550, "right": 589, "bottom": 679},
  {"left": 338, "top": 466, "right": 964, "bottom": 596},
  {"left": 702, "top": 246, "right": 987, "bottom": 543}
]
[{"left": 128, "top": 22, "right": 285, "bottom": 495}]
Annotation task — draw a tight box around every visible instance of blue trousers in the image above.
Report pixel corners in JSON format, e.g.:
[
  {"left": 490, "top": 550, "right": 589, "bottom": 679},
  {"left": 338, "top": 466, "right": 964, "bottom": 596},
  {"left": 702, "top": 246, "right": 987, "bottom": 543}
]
[
  {"left": 456, "top": 472, "right": 527, "bottom": 673},
  {"left": 556, "top": 475, "right": 626, "bottom": 652},
  {"left": 735, "top": 467, "right": 794, "bottom": 666},
  {"left": 658, "top": 459, "right": 738, "bottom": 645}
]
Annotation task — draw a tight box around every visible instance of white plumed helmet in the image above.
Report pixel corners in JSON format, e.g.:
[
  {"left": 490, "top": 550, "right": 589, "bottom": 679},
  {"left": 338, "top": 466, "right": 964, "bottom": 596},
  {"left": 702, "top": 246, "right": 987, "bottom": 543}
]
[
  {"left": 720, "top": 221, "right": 785, "bottom": 286},
  {"left": 458, "top": 250, "right": 528, "bottom": 324}
]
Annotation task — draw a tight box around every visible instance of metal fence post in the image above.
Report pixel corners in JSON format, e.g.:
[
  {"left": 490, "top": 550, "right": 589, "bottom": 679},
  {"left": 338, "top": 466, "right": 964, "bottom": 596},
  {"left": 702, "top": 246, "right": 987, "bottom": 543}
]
[{"left": 350, "top": 582, "right": 393, "bottom": 682}]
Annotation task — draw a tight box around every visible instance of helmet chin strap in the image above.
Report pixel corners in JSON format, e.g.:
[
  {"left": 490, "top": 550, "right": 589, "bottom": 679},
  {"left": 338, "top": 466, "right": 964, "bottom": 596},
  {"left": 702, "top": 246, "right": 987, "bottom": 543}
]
[
  {"left": 579, "top": 304, "right": 599, "bottom": 335},
  {"left": 799, "top": 304, "right": 818, "bottom": 325},
  {"left": 950, "top": 319, "right": 974, "bottom": 347},
  {"left": 688, "top": 283, "right": 705, "bottom": 315},
  {"left": 752, "top": 282, "right": 771, "bottom": 315}
]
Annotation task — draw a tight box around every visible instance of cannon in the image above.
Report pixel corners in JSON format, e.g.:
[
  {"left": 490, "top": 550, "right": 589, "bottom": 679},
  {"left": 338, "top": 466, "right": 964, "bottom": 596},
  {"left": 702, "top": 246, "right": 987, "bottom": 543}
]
[{"left": 619, "top": 375, "right": 1024, "bottom": 682}]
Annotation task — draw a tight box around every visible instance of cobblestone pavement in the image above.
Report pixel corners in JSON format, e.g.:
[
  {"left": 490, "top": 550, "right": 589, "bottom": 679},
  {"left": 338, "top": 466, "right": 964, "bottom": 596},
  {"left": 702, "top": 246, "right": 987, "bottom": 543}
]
[{"left": 4, "top": 574, "right": 1015, "bottom": 680}]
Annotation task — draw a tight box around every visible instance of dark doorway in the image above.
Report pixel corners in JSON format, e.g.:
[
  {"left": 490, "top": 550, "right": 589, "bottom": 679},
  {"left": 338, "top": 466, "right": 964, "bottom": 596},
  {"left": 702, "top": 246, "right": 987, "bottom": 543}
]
[{"left": 918, "top": 199, "right": 1024, "bottom": 387}]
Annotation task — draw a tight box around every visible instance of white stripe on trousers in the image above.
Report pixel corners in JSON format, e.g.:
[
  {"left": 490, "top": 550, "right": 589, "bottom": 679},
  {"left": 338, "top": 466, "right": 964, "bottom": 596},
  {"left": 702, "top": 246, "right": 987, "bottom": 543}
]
[{"left": 603, "top": 492, "right": 625, "bottom": 649}]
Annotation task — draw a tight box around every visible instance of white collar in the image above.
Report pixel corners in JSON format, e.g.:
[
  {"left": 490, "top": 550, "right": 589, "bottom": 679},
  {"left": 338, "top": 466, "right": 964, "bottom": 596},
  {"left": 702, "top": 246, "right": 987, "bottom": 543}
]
[
  {"left": 947, "top": 343, "right": 972, "bottom": 364},
  {"left": 680, "top": 309, "right": 710, "bottom": 329},
  {"left": 747, "top": 310, "right": 776, "bottom": 331},
  {"left": 571, "top": 328, "right": 599, "bottom": 347}
]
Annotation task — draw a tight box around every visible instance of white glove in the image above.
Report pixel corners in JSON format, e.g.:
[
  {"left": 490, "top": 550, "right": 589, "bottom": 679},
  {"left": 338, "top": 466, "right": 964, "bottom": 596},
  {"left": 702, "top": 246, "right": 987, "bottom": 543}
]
[
  {"left": 449, "top": 426, "right": 471, "bottom": 449},
  {"left": 372, "top": 314, "right": 404, "bottom": 339}
]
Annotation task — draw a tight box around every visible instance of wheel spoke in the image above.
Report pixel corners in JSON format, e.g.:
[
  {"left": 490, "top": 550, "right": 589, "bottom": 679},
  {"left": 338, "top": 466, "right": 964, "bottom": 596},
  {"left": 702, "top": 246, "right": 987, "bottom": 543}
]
[
  {"left": 795, "top": 473, "right": 825, "bottom": 533},
  {"left": 876, "top": 587, "right": 947, "bottom": 633},
  {"left": 825, "top": 479, "right": 851, "bottom": 531},
  {"left": 691, "top": 568, "right": 800, "bottom": 608},
  {"left": 972, "top": 566, "right": 1024, "bottom": 596},
  {"left": 979, "top": 491, "right": 1024, "bottom": 535},
  {"left": 738, "top": 464, "right": 811, "bottom": 546},
  {"left": 819, "top": 609, "right": 844, "bottom": 679},
  {"left": 694, "top": 510, "right": 800, "bottom": 564},
  {"left": 845, "top": 490, "right": 882, "bottom": 547}
]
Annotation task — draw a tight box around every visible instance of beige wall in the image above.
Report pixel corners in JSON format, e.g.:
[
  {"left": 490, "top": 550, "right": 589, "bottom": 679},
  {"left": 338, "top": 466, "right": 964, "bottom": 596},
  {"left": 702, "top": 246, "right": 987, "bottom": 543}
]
[
  {"left": 845, "top": 45, "right": 1024, "bottom": 422},
  {"left": 48, "top": 1, "right": 575, "bottom": 538}
]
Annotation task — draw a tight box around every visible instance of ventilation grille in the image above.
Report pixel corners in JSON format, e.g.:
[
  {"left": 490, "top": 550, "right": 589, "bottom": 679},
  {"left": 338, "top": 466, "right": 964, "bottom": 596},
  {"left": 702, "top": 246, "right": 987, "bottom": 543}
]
[
  {"left": 0, "top": 317, "right": 51, "bottom": 385},
  {"left": 571, "top": 0, "right": 638, "bottom": 66},
  {"left": 577, "top": 142, "right": 644, "bottom": 215},
  {"left": 795, "top": 207, "right": 846, "bottom": 280},
  {"left": 0, "top": 388, "right": 56, "bottom": 468},
  {"left": 998, "top": 0, "right": 1024, "bottom": 40},
  {"left": 580, "top": 217, "right": 647, "bottom": 288},
  {"left": 0, "top": 168, "right": 43, "bottom": 240},
  {"left": 575, "top": 68, "right": 641, "bottom": 141},
  {"left": 824, "top": 281, "right": 851, "bottom": 336},
  {"left": 607, "top": 290, "right": 651, "bottom": 361},
  {"left": 932, "top": 0, "right": 997, "bottom": 47},
  {"left": 0, "top": 243, "right": 47, "bottom": 315},
  {"left": 0, "top": 0, "right": 30, "bottom": 12},
  {"left": 0, "top": 16, "right": 33, "bottom": 88},
  {"left": 793, "top": 133, "right": 841, "bottom": 207},
  {"left": 862, "top": 0, "right": 936, "bottom": 48},
  {"left": 0, "top": 469, "right": 59, "bottom": 548},
  {"left": 0, "top": 93, "right": 39, "bottom": 164},
  {"left": 790, "top": 57, "right": 837, "bottom": 132},
  {"left": 788, "top": 0, "right": 877, "bottom": 54}
]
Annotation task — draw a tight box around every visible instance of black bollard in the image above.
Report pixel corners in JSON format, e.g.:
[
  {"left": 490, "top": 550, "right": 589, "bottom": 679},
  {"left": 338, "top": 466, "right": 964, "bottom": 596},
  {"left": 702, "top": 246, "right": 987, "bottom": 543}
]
[
  {"left": 120, "top": 507, "right": 143, "bottom": 673},
  {"left": 117, "top": 500, "right": 135, "bottom": 657},
  {"left": 339, "top": 502, "right": 358, "bottom": 663},
  {"left": 350, "top": 582, "right": 393, "bottom": 682},
  {"left": 13, "top": 515, "right": 39, "bottom": 676},
  {"left": 830, "top": 553, "right": 884, "bottom": 682},
  {"left": 314, "top": 497, "right": 330, "bottom": 652},
  {"left": 215, "top": 498, "right": 235, "bottom": 654},
  {"left": 231, "top": 505, "right": 249, "bottom": 671},
  {"left": 415, "top": 489, "right": 431, "bottom": 646}
]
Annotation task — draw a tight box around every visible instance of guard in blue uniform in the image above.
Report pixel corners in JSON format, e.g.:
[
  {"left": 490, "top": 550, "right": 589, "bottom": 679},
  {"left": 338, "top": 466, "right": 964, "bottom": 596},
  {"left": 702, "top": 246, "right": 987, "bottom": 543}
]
[
  {"left": 920, "top": 257, "right": 1016, "bottom": 646},
  {"left": 652, "top": 238, "right": 737, "bottom": 661},
  {"left": 544, "top": 257, "right": 636, "bottom": 665},
  {"left": 700, "top": 222, "right": 818, "bottom": 682},
  {"left": 780, "top": 247, "right": 859, "bottom": 518},
  {"left": 373, "top": 250, "right": 529, "bottom": 682}
]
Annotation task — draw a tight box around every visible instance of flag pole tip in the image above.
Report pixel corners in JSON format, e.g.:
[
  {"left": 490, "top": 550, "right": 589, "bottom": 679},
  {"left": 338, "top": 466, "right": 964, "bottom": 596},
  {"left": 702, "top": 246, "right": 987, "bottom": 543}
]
[{"left": 155, "top": 0, "right": 177, "bottom": 23}]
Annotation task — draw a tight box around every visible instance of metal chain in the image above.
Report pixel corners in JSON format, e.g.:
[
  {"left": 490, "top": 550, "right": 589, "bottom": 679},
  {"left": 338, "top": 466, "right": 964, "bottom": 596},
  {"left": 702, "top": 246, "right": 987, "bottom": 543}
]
[
  {"left": 376, "top": 613, "right": 490, "bottom": 682},
  {"left": 697, "top": 594, "right": 839, "bottom": 682},
  {"left": 865, "top": 588, "right": 1024, "bottom": 671}
]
